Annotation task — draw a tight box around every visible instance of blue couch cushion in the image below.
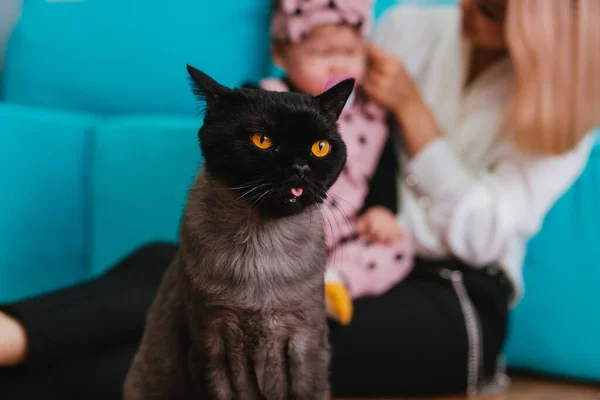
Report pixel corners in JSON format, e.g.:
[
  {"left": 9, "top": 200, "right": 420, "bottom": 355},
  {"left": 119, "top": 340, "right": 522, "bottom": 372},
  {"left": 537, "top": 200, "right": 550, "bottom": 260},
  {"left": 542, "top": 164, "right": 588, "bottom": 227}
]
[
  {"left": 91, "top": 115, "right": 203, "bottom": 274},
  {"left": 1, "top": 0, "right": 271, "bottom": 115},
  {"left": 0, "top": 103, "right": 95, "bottom": 303},
  {"left": 505, "top": 135, "right": 600, "bottom": 382}
]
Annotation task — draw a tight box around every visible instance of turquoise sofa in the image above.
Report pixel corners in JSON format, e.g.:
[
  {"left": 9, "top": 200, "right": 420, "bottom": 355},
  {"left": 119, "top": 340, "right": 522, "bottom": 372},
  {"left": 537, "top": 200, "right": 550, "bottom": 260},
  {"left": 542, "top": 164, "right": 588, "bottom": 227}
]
[{"left": 1, "top": 0, "right": 599, "bottom": 384}]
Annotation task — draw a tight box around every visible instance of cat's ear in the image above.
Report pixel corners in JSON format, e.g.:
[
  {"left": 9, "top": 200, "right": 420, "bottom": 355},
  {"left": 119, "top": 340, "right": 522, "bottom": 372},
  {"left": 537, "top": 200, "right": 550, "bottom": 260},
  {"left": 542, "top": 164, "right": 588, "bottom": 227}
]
[
  {"left": 315, "top": 78, "right": 355, "bottom": 120},
  {"left": 186, "top": 64, "right": 231, "bottom": 114}
]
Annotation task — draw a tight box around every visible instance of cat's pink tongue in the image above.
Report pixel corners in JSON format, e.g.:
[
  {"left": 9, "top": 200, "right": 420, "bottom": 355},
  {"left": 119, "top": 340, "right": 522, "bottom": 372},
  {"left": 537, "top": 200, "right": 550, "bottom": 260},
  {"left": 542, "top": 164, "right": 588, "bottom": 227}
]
[
  {"left": 324, "top": 74, "right": 353, "bottom": 91},
  {"left": 290, "top": 187, "right": 304, "bottom": 197}
]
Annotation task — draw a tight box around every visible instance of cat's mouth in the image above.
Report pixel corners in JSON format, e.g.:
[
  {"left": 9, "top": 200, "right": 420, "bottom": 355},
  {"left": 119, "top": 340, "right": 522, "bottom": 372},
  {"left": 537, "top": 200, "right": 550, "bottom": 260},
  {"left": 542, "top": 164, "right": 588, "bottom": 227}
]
[{"left": 287, "top": 187, "right": 304, "bottom": 203}]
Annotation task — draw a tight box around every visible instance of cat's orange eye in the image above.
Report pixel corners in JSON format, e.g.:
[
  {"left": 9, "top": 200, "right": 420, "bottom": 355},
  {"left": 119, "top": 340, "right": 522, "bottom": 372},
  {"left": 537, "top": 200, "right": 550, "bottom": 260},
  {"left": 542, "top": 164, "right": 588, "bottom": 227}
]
[
  {"left": 311, "top": 140, "right": 331, "bottom": 158},
  {"left": 251, "top": 133, "right": 273, "bottom": 150}
]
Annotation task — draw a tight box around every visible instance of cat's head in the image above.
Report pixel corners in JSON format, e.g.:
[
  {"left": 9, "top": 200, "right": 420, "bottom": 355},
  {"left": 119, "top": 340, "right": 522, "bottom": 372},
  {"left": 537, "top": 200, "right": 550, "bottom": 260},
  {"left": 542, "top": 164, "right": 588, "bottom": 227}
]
[{"left": 187, "top": 65, "right": 351, "bottom": 218}]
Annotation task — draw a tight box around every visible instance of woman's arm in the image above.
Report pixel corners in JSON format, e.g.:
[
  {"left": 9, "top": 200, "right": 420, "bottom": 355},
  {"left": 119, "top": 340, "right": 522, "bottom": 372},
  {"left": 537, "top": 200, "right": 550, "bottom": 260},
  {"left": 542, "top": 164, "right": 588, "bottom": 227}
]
[
  {"left": 366, "top": 40, "right": 596, "bottom": 264},
  {"left": 405, "top": 135, "right": 596, "bottom": 266},
  {"left": 364, "top": 4, "right": 596, "bottom": 265}
]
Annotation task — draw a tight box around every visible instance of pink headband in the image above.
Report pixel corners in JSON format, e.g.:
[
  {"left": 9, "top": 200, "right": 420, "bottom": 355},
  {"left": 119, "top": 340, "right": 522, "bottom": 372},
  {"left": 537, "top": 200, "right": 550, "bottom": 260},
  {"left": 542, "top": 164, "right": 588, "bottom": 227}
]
[{"left": 271, "top": 0, "right": 374, "bottom": 44}]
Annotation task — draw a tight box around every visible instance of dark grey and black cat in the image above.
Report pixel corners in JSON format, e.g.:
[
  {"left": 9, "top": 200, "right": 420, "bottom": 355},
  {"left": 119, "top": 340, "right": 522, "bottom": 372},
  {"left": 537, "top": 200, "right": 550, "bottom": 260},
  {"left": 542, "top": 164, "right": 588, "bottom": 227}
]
[{"left": 123, "top": 65, "right": 353, "bottom": 400}]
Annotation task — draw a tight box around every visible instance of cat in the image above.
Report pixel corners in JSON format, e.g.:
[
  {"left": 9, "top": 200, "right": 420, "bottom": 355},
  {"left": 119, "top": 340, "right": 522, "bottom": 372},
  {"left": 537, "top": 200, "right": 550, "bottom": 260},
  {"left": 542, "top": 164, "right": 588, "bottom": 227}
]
[{"left": 123, "top": 65, "right": 353, "bottom": 400}]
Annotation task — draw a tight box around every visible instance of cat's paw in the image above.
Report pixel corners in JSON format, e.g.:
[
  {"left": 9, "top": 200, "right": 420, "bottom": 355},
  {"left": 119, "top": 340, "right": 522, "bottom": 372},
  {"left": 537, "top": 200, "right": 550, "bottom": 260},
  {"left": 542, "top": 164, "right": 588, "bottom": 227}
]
[{"left": 325, "top": 276, "right": 353, "bottom": 326}]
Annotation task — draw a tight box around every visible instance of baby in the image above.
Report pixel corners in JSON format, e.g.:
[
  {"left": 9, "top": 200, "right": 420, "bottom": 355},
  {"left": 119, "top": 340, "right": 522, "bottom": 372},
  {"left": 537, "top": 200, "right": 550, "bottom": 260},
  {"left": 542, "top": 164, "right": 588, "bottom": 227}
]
[{"left": 261, "top": 0, "right": 414, "bottom": 324}]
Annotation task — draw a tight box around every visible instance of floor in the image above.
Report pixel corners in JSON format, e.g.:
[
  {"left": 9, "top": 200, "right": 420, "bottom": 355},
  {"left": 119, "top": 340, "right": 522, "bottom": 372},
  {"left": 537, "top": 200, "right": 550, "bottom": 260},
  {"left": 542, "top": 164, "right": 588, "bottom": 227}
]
[{"left": 340, "top": 375, "right": 600, "bottom": 400}]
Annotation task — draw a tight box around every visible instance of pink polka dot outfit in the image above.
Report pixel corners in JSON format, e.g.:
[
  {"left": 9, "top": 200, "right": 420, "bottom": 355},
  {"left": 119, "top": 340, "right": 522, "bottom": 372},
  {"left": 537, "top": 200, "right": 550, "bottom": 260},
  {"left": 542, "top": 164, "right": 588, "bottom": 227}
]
[{"left": 260, "top": 78, "right": 414, "bottom": 299}]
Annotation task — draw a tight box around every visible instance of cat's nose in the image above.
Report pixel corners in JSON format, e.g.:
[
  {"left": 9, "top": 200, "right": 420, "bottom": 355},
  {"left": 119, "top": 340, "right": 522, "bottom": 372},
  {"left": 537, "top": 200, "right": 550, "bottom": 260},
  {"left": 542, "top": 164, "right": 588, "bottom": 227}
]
[{"left": 293, "top": 164, "right": 310, "bottom": 179}]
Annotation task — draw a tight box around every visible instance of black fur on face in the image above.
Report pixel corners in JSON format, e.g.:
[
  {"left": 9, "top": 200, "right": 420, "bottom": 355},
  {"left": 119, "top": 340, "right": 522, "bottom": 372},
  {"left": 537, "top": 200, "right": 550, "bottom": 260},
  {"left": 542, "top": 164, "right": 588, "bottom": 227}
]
[{"left": 186, "top": 65, "right": 352, "bottom": 218}]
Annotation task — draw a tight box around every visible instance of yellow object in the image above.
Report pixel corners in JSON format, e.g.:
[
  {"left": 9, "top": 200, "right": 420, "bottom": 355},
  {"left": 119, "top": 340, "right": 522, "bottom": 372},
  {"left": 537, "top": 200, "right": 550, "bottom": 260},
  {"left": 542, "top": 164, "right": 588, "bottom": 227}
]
[
  {"left": 251, "top": 133, "right": 273, "bottom": 149},
  {"left": 325, "top": 281, "right": 353, "bottom": 325},
  {"left": 311, "top": 140, "right": 331, "bottom": 157}
]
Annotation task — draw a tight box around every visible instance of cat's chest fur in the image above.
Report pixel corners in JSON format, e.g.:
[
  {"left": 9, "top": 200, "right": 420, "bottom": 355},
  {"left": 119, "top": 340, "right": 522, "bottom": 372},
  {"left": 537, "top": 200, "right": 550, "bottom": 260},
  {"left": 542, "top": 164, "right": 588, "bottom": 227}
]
[
  {"left": 175, "top": 173, "right": 329, "bottom": 397},
  {"left": 180, "top": 172, "right": 326, "bottom": 312}
]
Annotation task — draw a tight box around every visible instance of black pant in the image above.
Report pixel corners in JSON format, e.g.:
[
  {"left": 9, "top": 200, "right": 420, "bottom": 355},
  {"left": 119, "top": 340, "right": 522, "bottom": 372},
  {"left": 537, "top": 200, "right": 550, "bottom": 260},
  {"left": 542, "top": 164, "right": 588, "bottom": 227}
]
[{"left": 0, "top": 243, "right": 509, "bottom": 399}]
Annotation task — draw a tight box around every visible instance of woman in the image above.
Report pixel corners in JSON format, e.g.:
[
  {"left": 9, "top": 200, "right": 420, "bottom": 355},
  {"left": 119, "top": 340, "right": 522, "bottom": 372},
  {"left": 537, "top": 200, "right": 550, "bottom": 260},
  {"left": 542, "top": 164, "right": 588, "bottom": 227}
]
[{"left": 1, "top": 0, "right": 599, "bottom": 398}]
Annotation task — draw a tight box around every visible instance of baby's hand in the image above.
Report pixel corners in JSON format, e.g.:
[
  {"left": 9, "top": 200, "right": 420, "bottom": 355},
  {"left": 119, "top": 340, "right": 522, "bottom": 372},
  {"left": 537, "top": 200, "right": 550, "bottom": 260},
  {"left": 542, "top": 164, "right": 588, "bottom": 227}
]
[{"left": 356, "top": 206, "right": 403, "bottom": 245}]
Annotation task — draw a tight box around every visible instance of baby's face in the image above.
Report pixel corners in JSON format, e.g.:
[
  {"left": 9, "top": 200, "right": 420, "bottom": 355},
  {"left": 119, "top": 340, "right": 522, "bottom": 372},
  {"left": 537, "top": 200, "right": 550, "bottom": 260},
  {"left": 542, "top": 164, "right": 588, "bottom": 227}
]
[{"left": 274, "top": 24, "right": 366, "bottom": 96}]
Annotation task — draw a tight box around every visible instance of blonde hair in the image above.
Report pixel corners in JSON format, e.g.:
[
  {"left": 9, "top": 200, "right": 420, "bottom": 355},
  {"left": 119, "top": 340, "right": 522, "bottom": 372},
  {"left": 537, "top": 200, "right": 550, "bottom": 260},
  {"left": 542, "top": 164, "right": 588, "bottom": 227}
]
[{"left": 505, "top": 0, "right": 600, "bottom": 155}]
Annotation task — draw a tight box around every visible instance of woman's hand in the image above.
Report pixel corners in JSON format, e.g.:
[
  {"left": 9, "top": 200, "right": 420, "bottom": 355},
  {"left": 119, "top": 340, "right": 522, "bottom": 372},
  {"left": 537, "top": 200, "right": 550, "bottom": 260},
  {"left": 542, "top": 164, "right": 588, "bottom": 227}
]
[
  {"left": 356, "top": 207, "right": 404, "bottom": 245},
  {"left": 362, "top": 44, "right": 421, "bottom": 119},
  {"left": 362, "top": 44, "right": 443, "bottom": 156}
]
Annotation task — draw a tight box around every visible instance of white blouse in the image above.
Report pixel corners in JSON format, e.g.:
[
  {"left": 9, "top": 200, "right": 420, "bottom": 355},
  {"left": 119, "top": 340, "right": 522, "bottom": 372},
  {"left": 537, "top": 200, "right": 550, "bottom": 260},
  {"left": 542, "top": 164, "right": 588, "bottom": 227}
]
[{"left": 374, "top": 5, "right": 596, "bottom": 304}]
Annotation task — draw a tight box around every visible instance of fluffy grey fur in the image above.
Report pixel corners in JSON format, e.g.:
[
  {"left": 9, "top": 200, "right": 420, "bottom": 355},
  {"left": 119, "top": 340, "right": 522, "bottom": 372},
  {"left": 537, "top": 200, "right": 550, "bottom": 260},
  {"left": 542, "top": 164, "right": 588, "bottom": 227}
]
[{"left": 123, "top": 174, "right": 329, "bottom": 399}]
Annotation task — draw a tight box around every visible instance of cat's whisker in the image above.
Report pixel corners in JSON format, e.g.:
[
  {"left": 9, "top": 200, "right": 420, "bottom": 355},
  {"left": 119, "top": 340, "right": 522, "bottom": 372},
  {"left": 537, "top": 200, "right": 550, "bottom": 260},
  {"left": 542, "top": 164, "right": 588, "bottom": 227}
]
[
  {"left": 318, "top": 188, "right": 356, "bottom": 264},
  {"left": 330, "top": 200, "right": 355, "bottom": 236},
  {"left": 246, "top": 189, "right": 265, "bottom": 204},
  {"left": 237, "top": 183, "right": 269, "bottom": 201},
  {"left": 218, "top": 180, "right": 268, "bottom": 193},
  {"left": 252, "top": 189, "right": 275, "bottom": 209},
  {"left": 324, "top": 193, "right": 368, "bottom": 268},
  {"left": 321, "top": 203, "right": 349, "bottom": 271},
  {"left": 317, "top": 207, "right": 338, "bottom": 270},
  {"left": 328, "top": 193, "right": 360, "bottom": 214},
  {"left": 319, "top": 206, "right": 350, "bottom": 276},
  {"left": 313, "top": 186, "right": 356, "bottom": 234},
  {"left": 206, "top": 179, "right": 269, "bottom": 193},
  {"left": 317, "top": 204, "right": 340, "bottom": 270},
  {"left": 247, "top": 188, "right": 272, "bottom": 208},
  {"left": 230, "top": 179, "right": 268, "bottom": 191}
]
